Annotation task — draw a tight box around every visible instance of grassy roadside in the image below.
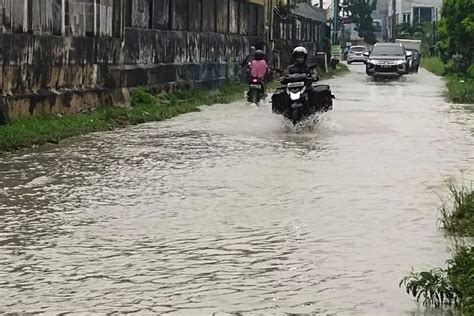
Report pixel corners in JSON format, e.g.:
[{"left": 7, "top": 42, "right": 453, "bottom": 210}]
[
  {"left": 0, "top": 83, "right": 245, "bottom": 152},
  {"left": 422, "top": 57, "right": 446, "bottom": 76},
  {"left": 319, "top": 63, "right": 350, "bottom": 80},
  {"left": 400, "top": 181, "right": 474, "bottom": 314},
  {"left": 422, "top": 57, "right": 474, "bottom": 104}
]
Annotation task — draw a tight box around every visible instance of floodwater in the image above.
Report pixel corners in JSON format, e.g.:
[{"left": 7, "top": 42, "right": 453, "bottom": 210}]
[{"left": 1, "top": 64, "right": 473, "bottom": 315}]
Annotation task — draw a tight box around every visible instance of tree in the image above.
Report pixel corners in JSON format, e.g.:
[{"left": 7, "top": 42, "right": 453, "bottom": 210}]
[
  {"left": 438, "top": 0, "right": 474, "bottom": 66},
  {"left": 344, "top": 0, "right": 377, "bottom": 44},
  {"left": 395, "top": 23, "right": 425, "bottom": 39}
]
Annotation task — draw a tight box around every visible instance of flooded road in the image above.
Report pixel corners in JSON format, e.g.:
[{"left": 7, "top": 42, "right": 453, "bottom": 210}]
[{"left": 1, "top": 64, "right": 473, "bottom": 314}]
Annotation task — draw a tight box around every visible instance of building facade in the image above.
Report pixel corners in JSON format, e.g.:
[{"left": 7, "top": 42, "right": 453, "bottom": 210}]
[
  {"left": 388, "top": 0, "right": 442, "bottom": 38},
  {"left": 267, "top": 0, "right": 328, "bottom": 68},
  {"left": 372, "top": 0, "right": 390, "bottom": 41},
  {"left": 0, "top": 0, "right": 265, "bottom": 119}
]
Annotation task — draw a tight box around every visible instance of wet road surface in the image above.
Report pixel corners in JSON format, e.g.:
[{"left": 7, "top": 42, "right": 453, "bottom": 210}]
[{"left": 1, "top": 64, "right": 473, "bottom": 314}]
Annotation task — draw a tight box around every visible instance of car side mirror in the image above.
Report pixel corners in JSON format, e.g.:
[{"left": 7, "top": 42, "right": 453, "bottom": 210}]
[
  {"left": 363, "top": 51, "right": 370, "bottom": 57},
  {"left": 406, "top": 51, "right": 413, "bottom": 58}
]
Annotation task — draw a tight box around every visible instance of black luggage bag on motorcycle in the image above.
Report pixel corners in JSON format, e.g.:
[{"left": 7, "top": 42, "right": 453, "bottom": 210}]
[
  {"left": 311, "top": 85, "right": 334, "bottom": 111},
  {"left": 272, "top": 84, "right": 333, "bottom": 114},
  {"left": 271, "top": 88, "right": 288, "bottom": 114}
]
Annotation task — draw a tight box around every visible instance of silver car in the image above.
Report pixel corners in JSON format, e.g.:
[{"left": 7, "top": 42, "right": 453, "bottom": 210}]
[{"left": 347, "top": 46, "right": 368, "bottom": 64}]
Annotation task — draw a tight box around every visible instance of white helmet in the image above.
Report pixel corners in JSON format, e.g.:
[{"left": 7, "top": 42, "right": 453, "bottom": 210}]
[
  {"left": 292, "top": 46, "right": 308, "bottom": 64},
  {"left": 293, "top": 46, "right": 308, "bottom": 56}
]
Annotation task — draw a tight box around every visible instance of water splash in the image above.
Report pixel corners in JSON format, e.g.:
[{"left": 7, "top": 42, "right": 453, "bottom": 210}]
[{"left": 281, "top": 112, "right": 329, "bottom": 133}]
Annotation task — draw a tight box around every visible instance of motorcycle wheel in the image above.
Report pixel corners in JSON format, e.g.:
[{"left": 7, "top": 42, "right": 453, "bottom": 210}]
[
  {"left": 249, "top": 89, "right": 258, "bottom": 104},
  {"left": 291, "top": 109, "right": 301, "bottom": 124}
]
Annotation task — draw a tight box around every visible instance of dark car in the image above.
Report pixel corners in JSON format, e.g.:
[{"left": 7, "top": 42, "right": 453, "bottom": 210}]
[
  {"left": 365, "top": 43, "right": 410, "bottom": 78},
  {"left": 407, "top": 49, "right": 421, "bottom": 73}
]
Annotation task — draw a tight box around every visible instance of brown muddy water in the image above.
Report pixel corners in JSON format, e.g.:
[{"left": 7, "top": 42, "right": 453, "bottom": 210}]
[{"left": 1, "top": 64, "right": 473, "bottom": 315}]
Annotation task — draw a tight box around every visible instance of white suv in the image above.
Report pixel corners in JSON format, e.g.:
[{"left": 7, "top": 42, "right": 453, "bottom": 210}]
[{"left": 347, "top": 46, "right": 369, "bottom": 64}]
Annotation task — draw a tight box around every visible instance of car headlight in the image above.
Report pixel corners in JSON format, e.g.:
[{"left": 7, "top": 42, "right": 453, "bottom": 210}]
[
  {"left": 394, "top": 60, "right": 406, "bottom": 65},
  {"left": 367, "top": 59, "right": 375, "bottom": 64}
]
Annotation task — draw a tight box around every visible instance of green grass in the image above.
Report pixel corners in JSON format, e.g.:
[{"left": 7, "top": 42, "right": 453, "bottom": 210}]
[
  {"left": 401, "top": 182, "right": 474, "bottom": 314},
  {"left": 439, "top": 181, "right": 474, "bottom": 237},
  {"left": 422, "top": 57, "right": 474, "bottom": 104},
  {"left": 319, "top": 63, "right": 350, "bottom": 79},
  {"left": 0, "top": 83, "right": 245, "bottom": 152},
  {"left": 446, "top": 76, "right": 474, "bottom": 104},
  {"left": 422, "top": 57, "right": 446, "bottom": 76}
]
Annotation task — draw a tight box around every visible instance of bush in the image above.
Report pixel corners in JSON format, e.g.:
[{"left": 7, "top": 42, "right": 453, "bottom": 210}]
[
  {"left": 446, "top": 76, "right": 474, "bottom": 104},
  {"left": 400, "top": 246, "right": 474, "bottom": 313},
  {"left": 447, "top": 246, "right": 474, "bottom": 314},
  {"left": 131, "top": 87, "right": 159, "bottom": 107},
  {"left": 467, "top": 65, "right": 474, "bottom": 79},
  {"left": 401, "top": 182, "right": 474, "bottom": 314},
  {"left": 439, "top": 181, "right": 474, "bottom": 237}
]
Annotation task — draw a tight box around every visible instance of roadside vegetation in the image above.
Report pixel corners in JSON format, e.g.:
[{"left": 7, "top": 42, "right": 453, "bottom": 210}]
[
  {"left": 400, "top": 181, "right": 474, "bottom": 314},
  {"left": 419, "top": 0, "right": 474, "bottom": 104},
  {"left": 421, "top": 57, "right": 446, "bottom": 77},
  {"left": 422, "top": 57, "right": 474, "bottom": 104},
  {"left": 0, "top": 83, "right": 245, "bottom": 152},
  {"left": 319, "top": 63, "right": 350, "bottom": 80}
]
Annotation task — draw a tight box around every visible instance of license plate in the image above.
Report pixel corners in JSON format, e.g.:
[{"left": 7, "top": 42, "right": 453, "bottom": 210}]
[
  {"left": 356, "top": 53, "right": 361, "bottom": 56},
  {"left": 249, "top": 84, "right": 261, "bottom": 89},
  {"left": 287, "top": 82, "right": 305, "bottom": 88},
  {"left": 382, "top": 65, "right": 390, "bottom": 68}
]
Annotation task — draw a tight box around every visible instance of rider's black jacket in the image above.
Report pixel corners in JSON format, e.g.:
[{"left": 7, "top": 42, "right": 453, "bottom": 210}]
[{"left": 287, "top": 63, "right": 312, "bottom": 75}]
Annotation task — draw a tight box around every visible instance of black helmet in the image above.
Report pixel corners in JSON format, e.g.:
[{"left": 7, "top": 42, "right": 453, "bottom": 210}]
[
  {"left": 292, "top": 46, "right": 308, "bottom": 64},
  {"left": 254, "top": 50, "right": 265, "bottom": 60}
]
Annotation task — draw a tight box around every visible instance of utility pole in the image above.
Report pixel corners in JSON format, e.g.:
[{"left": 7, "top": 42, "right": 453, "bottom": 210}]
[
  {"left": 332, "top": 0, "right": 339, "bottom": 44},
  {"left": 432, "top": 7, "right": 438, "bottom": 49}
]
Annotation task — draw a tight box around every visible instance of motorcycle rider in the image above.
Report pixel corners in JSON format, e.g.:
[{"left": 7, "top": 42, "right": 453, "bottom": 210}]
[
  {"left": 249, "top": 50, "right": 269, "bottom": 97},
  {"left": 240, "top": 46, "right": 256, "bottom": 81},
  {"left": 287, "top": 46, "right": 315, "bottom": 76}
]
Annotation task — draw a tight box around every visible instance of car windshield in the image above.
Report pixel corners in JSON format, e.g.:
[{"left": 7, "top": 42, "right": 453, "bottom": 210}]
[
  {"left": 350, "top": 47, "right": 365, "bottom": 52},
  {"left": 371, "top": 45, "right": 404, "bottom": 56}
]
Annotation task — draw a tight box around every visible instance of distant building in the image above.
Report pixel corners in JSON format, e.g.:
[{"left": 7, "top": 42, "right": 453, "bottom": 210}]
[
  {"left": 372, "top": 0, "right": 390, "bottom": 40},
  {"left": 388, "top": 0, "right": 442, "bottom": 38},
  {"left": 267, "top": 0, "right": 329, "bottom": 68}
]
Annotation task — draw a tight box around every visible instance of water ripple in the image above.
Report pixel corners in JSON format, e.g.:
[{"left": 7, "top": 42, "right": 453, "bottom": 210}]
[{"left": 0, "top": 65, "right": 473, "bottom": 314}]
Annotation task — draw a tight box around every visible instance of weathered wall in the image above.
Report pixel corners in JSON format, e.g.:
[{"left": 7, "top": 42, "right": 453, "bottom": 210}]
[
  {"left": 0, "top": 0, "right": 264, "bottom": 120},
  {"left": 0, "top": 0, "right": 119, "bottom": 36}
]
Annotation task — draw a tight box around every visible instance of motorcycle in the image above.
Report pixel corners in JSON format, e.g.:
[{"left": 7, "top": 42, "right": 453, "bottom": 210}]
[
  {"left": 247, "top": 77, "right": 265, "bottom": 105},
  {"left": 272, "top": 69, "right": 334, "bottom": 124}
]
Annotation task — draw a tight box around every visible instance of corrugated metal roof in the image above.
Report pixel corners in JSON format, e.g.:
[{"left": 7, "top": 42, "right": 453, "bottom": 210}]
[{"left": 291, "top": 3, "right": 326, "bottom": 23}]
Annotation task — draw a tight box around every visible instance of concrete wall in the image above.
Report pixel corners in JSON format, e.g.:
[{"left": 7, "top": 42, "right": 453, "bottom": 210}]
[{"left": 0, "top": 0, "right": 264, "bottom": 120}]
